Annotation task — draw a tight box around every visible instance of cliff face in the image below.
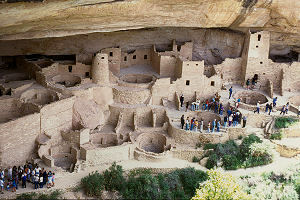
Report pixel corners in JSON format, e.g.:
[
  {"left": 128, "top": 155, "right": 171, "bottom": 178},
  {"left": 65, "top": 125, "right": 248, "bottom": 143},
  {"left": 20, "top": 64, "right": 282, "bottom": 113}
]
[{"left": 0, "top": 0, "right": 299, "bottom": 52}]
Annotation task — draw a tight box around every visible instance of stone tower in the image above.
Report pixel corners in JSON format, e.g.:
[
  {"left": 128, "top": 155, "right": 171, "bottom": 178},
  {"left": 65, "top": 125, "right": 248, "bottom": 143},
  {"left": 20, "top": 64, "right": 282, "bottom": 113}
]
[
  {"left": 91, "top": 53, "right": 109, "bottom": 84},
  {"left": 241, "top": 30, "right": 270, "bottom": 86}
]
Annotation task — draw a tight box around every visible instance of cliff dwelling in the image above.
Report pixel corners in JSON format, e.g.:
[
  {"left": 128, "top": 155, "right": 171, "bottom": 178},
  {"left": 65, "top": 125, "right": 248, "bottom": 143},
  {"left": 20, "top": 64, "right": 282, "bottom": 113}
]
[{"left": 0, "top": 0, "right": 299, "bottom": 198}]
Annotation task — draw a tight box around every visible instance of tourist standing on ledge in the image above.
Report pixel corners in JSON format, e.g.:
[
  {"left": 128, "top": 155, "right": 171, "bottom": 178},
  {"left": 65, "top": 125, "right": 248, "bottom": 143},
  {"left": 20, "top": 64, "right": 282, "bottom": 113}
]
[
  {"left": 207, "top": 121, "right": 211, "bottom": 133},
  {"left": 185, "top": 117, "right": 190, "bottom": 130},
  {"left": 285, "top": 102, "right": 289, "bottom": 114},
  {"left": 229, "top": 86, "right": 233, "bottom": 99},
  {"left": 180, "top": 115, "right": 185, "bottom": 129},
  {"left": 217, "top": 121, "right": 221, "bottom": 132},
  {"left": 273, "top": 97, "right": 277, "bottom": 107},
  {"left": 194, "top": 120, "right": 198, "bottom": 132},
  {"left": 242, "top": 115, "right": 247, "bottom": 128},
  {"left": 212, "top": 119, "right": 216, "bottom": 133},
  {"left": 280, "top": 105, "right": 286, "bottom": 115},
  {"left": 265, "top": 103, "right": 269, "bottom": 113},
  {"left": 200, "top": 118, "right": 204, "bottom": 133},
  {"left": 186, "top": 101, "right": 189, "bottom": 112},
  {"left": 180, "top": 94, "right": 184, "bottom": 107},
  {"left": 246, "top": 79, "right": 250, "bottom": 90},
  {"left": 268, "top": 103, "right": 273, "bottom": 115},
  {"left": 254, "top": 101, "right": 260, "bottom": 114},
  {"left": 223, "top": 115, "right": 228, "bottom": 128}
]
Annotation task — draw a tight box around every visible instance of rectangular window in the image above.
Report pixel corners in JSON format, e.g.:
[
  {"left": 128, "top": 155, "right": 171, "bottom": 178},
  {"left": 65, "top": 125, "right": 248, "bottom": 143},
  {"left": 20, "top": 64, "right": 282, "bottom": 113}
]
[
  {"left": 258, "top": 34, "right": 261, "bottom": 41},
  {"left": 144, "top": 55, "right": 147, "bottom": 59},
  {"left": 186, "top": 80, "right": 190, "bottom": 85},
  {"left": 109, "top": 52, "right": 113, "bottom": 57},
  {"left": 124, "top": 56, "right": 127, "bottom": 61},
  {"left": 68, "top": 65, "right": 72, "bottom": 72},
  {"left": 133, "top": 55, "right": 136, "bottom": 59},
  {"left": 211, "top": 81, "right": 215, "bottom": 86},
  {"left": 85, "top": 72, "right": 90, "bottom": 77},
  {"left": 101, "top": 57, "right": 104, "bottom": 59}
]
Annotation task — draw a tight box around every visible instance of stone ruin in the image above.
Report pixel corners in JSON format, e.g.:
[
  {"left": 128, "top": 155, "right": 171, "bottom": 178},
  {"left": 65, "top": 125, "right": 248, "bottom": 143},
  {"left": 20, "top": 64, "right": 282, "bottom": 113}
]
[{"left": 0, "top": 30, "right": 299, "bottom": 171}]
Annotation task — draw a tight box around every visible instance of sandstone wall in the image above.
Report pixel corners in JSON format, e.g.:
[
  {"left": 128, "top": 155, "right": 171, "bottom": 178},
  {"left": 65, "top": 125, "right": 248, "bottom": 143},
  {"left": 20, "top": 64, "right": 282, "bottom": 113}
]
[
  {"left": 41, "top": 97, "right": 75, "bottom": 141},
  {"left": 214, "top": 58, "right": 243, "bottom": 84},
  {"left": 0, "top": 113, "right": 40, "bottom": 167}
]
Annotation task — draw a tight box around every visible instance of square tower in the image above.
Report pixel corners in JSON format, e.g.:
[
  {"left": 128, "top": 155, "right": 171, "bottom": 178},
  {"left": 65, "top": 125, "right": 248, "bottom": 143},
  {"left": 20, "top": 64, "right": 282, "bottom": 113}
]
[{"left": 241, "top": 30, "right": 270, "bottom": 86}]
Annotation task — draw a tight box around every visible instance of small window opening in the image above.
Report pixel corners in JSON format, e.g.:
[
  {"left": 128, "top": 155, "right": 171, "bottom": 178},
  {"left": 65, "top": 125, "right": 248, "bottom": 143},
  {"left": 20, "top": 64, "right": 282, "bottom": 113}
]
[
  {"left": 144, "top": 55, "right": 147, "bottom": 59},
  {"left": 258, "top": 34, "right": 261, "bottom": 41},
  {"left": 256, "top": 45, "right": 258, "bottom": 48},
  {"left": 196, "top": 64, "right": 198, "bottom": 66},
  {"left": 101, "top": 57, "right": 104, "bottom": 59},
  {"left": 177, "top": 45, "right": 181, "bottom": 51},
  {"left": 187, "top": 64, "right": 189, "bottom": 66},
  {"left": 186, "top": 80, "right": 190, "bottom": 85},
  {"left": 0, "top": 90, "right": 2, "bottom": 96},
  {"left": 211, "top": 81, "right": 215, "bottom": 86},
  {"left": 260, "top": 61, "right": 263, "bottom": 64},
  {"left": 133, "top": 55, "right": 136, "bottom": 59},
  {"left": 124, "top": 56, "right": 127, "bottom": 61},
  {"left": 85, "top": 72, "right": 90, "bottom": 77},
  {"left": 109, "top": 52, "right": 113, "bottom": 57},
  {"left": 6, "top": 88, "right": 11, "bottom": 96},
  {"left": 68, "top": 65, "right": 72, "bottom": 72}
]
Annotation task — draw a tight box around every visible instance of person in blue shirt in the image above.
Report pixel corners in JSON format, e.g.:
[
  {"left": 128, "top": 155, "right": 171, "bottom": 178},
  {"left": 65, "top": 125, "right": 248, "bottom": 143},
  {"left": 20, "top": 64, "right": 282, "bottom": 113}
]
[
  {"left": 229, "top": 86, "right": 233, "bottom": 99},
  {"left": 273, "top": 97, "right": 277, "bottom": 107}
]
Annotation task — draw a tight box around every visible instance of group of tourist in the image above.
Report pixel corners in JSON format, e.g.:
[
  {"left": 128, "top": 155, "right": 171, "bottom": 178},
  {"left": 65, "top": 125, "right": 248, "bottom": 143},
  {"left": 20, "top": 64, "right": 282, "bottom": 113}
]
[
  {"left": 0, "top": 163, "right": 55, "bottom": 193},
  {"left": 180, "top": 105, "right": 246, "bottom": 133}
]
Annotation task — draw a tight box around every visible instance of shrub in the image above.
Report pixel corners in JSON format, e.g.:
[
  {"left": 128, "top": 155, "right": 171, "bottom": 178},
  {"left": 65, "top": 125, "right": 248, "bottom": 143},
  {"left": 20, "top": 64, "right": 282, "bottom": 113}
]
[
  {"left": 103, "top": 162, "right": 125, "bottom": 191},
  {"left": 238, "top": 135, "right": 243, "bottom": 140},
  {"left": 122, "top": 173, "right": 161, "bottom": 200},
  {"left": 192, "top": 169, "right": 251, "bottom": 200},
  {"left": 81, "top": 171, "right": 104, "bottom": 197},
  {"left": 205, "top": 153, "right": 218, "bottom": 169},
  {"left": 203, "top": 143, "right": 217, "bottom": 150},
  {"left": 16, "top": 191, "right": 62, "bottom": 200},
  {"left": 240, "top": 134, "right": 262, "bottom": 157},
  {"left": 223, "top": 155, "right": 241, "bottom": 170},
  {"left": 270, "top": 131, "right": 283, "bottom": 140},
  {"left": 192, "top": 156, "right": 200, "bottom": 163},
  {"left": 275, "top": 117, "right": 298, "bottom": 129},
  {"left": 174, "top": 167, "right": 208, "bottom": 198}
]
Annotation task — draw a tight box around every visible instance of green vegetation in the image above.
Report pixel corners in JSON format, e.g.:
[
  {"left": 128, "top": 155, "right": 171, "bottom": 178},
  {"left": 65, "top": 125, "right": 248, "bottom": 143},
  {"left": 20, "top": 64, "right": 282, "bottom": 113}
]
[
  {"left": 16, "top": 190, "right": 62, "bottom": 200},
  {"left": 275, "top": 117, "right": 298, "bottom": 129},
  {"left": 192, "top": 156, "right": 200, "bottom": 163},
  {"left": 81, "top": 171, "right": 105, "bottom": 197},
  {"left": 205, "top": 134, "right": 275, "bottom": 170},
  {"left": 241, "top": 164, "right": 300, "bottom": 200},
  {"left": 192, "top": 169, "right": 251, "bottom": 200},
  {"left": 80, "top": 163, "right": 208, "bottom": 199},
  {"left": 270, "top": 131, "right": 283, "bottom": 140}
]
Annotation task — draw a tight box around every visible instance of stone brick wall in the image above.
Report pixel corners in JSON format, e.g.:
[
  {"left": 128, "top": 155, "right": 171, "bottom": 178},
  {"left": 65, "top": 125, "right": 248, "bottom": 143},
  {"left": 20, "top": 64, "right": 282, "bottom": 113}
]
[{"left": 0, "top": 113, "right": 40, "bottom": 167}]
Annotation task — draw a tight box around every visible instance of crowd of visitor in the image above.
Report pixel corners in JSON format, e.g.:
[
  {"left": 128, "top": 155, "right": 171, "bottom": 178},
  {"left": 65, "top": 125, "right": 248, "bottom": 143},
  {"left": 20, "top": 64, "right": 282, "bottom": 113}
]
[{"left": 0, "top": 163, "right": 55, "bottom": 193}]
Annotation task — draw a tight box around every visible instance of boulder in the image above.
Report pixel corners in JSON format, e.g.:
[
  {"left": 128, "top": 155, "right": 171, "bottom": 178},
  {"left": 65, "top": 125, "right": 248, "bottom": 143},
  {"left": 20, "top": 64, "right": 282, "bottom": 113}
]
[
  {"left": 72, "top": 98, "right": 104, "bottom": 130},
  {"left": 199, "top": 157, "right": 209, "bottom": 166}
]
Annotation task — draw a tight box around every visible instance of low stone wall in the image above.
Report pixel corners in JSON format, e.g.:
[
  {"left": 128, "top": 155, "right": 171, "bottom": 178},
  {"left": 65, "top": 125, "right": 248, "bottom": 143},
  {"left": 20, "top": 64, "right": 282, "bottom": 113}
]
[
  {"left": 134, "top": 147, "right": 170, "bottom": 162},
  {"left": 80, "top": 143, "right": 133, "bottom": 166},
  {"left": 171, "top": 148, "right": 207, "bottom": 162},
  {"left": 113, "top": 86, "right": 151, "bottom": 104},
  {"left": 168, "top": 121, "right": 229, "bottom": 145}
]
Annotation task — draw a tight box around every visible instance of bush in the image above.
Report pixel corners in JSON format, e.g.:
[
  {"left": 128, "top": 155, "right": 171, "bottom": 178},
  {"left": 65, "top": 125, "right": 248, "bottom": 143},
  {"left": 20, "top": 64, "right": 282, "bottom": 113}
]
[
  {"left": 81, "top": 171, "right": 104, "bottom": 197},
  {"left": 275, "top": 117, "right": 298, "bottom": 129},
  {"left": 240, "top": 134, "right": 262, "bottom": 157},
  {"left": 192, "top": 156, "right": 200, "bottom": 163},
  {"left": 174, "top": 168, "right": 208, "bottom": 198},
  {"left": 270, "top": 131, "right": 283, "bottom": 140},
  {"left": 122, "top": 173, "right": 161, "bottom": 200},
  {"left": 16, "top": 191, "right": 62, "bottom": 200},
  {"left": 192, "top": 169, "right": 251, "bottom": 200},
  {"left": 238, "top": 135, "right": 243, "bottom": 140},
  {"left": 206, "top": 153, "right": 218, "bottom": 169},
  {"left": 223, "top": 155, "right": 241, "bottom": 170},
  {"left": 203, "top": 143, "right": 217, "bottom": 150},
  {"left": 103, "top": 162, "right": 125, "bottom": 192}
]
